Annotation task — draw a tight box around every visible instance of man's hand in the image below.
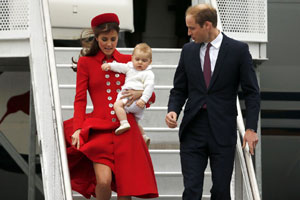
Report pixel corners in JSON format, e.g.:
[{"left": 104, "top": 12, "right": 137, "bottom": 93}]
[
  {"left": 165, "top": 111, "right": 178, "bottom": 128},
  {"left": 242, "top": 129, "right": 259, "bottom": 155},
  {"left": 101, "top": 63, "right": 111, "bottom": 71},
  {"left": 136, "top": 99, "right": 146, "bottom": 108},
  {"left": 71, "top": 129, "right": 81, "bottom": 150}
]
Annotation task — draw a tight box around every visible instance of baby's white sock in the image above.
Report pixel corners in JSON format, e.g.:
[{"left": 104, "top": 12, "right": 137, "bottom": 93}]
[{"left": 120, "top": 120, "right": 128, "bottom": 125}]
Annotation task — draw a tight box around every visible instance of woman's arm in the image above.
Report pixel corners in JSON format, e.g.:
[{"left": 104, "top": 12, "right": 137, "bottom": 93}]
[
  {"left": 121, "top": 90, "right": 155, "bottom": 107},
  {"left": 73, "top": 58, "right": 88, "bottom": 132},
  {"left": 121, "top": 89, "right": 143, "bottom": 106},
  {"left": 72, "top": 58, "right": 88, "bottom": 149}
]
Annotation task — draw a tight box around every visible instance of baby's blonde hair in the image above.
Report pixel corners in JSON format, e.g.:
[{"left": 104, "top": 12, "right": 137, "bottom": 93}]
[{"left": 133, "top": 43, "right": 152, "bottom": 59}]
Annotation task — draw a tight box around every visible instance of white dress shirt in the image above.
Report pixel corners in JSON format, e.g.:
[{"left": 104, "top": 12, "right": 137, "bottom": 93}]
[{"left": 200, "top": 32, "right": 223, "bottom": 74}]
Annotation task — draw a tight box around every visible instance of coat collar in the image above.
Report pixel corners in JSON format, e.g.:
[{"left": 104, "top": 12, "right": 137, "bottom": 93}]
[{"left": 95, "top": 49, "right": 130, "bottom": 63}]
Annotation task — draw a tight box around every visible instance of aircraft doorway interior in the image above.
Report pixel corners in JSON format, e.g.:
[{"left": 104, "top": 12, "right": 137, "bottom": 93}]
[
  {"left": 53, "top": 0, "right": 191, "bottom": 48},
  {"left": 125, "top": 0, "right": 191, "bottom": 48}
]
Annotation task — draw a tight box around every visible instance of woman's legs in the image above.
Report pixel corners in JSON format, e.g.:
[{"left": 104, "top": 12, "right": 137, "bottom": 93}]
[
  {"left": 93, "top": 163, "right": 132, "bottom": 200},
  {"left": 93, "top": 163, "right": 112, "bottom": 200}
]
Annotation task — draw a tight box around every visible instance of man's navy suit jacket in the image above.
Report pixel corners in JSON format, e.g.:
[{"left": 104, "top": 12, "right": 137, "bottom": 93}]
[{"left": 168, "top": 33, "right": 260, "bottom": 146}]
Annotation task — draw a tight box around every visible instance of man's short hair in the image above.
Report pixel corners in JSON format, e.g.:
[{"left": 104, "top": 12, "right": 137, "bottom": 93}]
[{"left": 186, "top": 4, "right": 217, "bottom": 27}]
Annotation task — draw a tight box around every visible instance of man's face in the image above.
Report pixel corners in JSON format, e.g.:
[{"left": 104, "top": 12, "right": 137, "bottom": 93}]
[{"left": 186, "top": 14, "right": 208, "bottom": 43}]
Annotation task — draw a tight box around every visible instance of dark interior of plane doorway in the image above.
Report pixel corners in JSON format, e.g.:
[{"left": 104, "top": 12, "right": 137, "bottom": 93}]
[{"left": 53, "top": 0, "right": 191, "bottom": 48}]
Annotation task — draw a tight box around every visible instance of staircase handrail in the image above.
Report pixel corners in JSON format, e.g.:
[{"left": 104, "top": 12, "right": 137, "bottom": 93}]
[
  {"left": 39, "top": 0, "right": 72, "bottom": 199},
  {"left": 236, "top": 98, "right": 261, "bottom": 200}
]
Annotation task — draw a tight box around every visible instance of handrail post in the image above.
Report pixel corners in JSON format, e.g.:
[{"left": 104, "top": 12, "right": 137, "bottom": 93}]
[
  {"left": 254, "top": 64, "right": 262, "bottom": 197},
  {"left": 40, "top": 0, "right": 73, "bottom": 199},
  {"left": 28, "top": 85, "right": 37, "bottom": 199},
  {"left": 29, "top": 0, "right": 72, "bottom": 199}
]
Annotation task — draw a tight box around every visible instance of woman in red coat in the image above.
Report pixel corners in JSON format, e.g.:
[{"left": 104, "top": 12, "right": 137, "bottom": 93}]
[{"left": 63, "top": 13, "right": 158, "bottom": 199}]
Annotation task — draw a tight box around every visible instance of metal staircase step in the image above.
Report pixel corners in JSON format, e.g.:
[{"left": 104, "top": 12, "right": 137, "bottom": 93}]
[
  {"left": 140, "top": 107, "right": 182, "bottom": 127},
  {"left": 56, "top": 64, "right": 176, "bottom": 86},
  {"left": 149, "top": 150, "right": 212, "bottom": 173},
  {"left": 54, "top": 47, "right": 181, "bottom": 65},
  {"left": 155, "top": 171, "right": 212, "bottom": 195},
  {"left": 146, "top": 129, "right": 179, "bottom": 149},
  {"left": 60, "top": 106, "right": 182, "bottom": 127},
  {"left": 150, "top": 150, "right": 181, "bottom": 172},
  {"left": 58, "top": 84, "right": 172, "bottom": 107},
  {"left": 72, "top": 193, "right": 211, "bottom": 200}
]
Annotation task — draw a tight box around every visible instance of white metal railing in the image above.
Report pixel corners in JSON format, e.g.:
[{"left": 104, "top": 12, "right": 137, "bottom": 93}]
[
  {"left": 27, "top": 0, "right": 72, "bottom": 199},
  {"left": 39, "top": 0, "right": 73, "bottom": 199},
  {"left": 236, "top": 98, "right": 261, "bottom": 200}
]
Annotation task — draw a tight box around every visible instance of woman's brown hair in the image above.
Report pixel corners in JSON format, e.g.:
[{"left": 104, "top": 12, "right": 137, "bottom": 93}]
[{"left": 71, "top": 22, "right": 120, "bottom": 72}]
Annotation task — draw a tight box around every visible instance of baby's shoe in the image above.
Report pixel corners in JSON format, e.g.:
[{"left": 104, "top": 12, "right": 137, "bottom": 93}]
[
  {"left": 115, "top": 122, "right": 130, "bottom": 135},
  {"left": 143, "top": 135, "right": 151, "bottom": 148}
]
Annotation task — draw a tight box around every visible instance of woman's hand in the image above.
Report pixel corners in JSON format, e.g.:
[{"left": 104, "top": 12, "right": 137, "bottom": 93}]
[
  {"left": 121, "top": 89, "right": 143, "bottom": 106},
  {"left": 71, "top": 129, "right": 81, "bottom": 149}
]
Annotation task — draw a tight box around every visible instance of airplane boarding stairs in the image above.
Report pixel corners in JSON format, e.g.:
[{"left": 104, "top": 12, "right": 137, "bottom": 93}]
[
  {"left": 56, "top": 47, "right": 208, "bottom": 200},
  {"left": 0, "top": 0, "right": 264, "bottom": 199},
  {"left": 55, "top": 47, "right": 259, "bottom": 200}
]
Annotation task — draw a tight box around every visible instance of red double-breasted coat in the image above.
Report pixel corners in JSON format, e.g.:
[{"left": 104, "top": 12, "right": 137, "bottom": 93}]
[{"left": 63, "top": 49, "right": 158, "bottom": 198}]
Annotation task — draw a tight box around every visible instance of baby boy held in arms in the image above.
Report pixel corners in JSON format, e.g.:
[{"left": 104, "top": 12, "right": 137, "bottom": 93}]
[{"left": 101, "top": 43, "right": 155, "bottom": 147}]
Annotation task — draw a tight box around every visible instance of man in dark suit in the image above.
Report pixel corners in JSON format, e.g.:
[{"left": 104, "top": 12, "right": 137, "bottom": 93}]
[{"left": 165, "top": 4, "right": 260, "bottom": 200}]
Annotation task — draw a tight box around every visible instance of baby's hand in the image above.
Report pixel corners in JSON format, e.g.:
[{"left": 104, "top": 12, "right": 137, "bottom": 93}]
[
  {"left": 136, "top": 99, "right": 146, "bottom": 108},
  {"left": 101, "top": 63, "right": 111, "bottom": 71}
]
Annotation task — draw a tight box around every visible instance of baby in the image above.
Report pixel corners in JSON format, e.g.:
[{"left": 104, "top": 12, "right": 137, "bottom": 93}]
[{"left": 101, "top": 43, "right": 155, "bottom": 146}]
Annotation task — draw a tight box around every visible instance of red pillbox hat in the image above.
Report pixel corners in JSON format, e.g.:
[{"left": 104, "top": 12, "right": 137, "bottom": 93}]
[{"left": 91, "top": 13, "right": 120, "bottom": 28}]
